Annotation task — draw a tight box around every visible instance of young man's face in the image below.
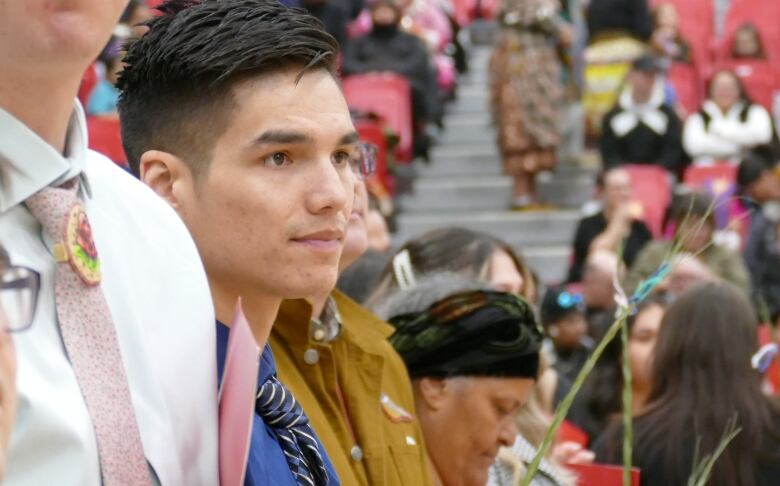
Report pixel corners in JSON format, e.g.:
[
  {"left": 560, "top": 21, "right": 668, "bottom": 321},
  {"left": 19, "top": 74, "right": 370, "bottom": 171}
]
[
  {"left": 0, "top": 0, "right": 127, "bottom": 75},
  {"left": 176, "top": 67, "right": 357, "bottom": 301}
]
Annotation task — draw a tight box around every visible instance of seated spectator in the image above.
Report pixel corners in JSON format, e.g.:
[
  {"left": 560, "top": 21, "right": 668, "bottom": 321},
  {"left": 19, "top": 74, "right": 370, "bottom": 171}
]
[
  {"left": 367, "top": 227, "right": 537, "bottom": 308},
  {"left": 650, "top": 3, "right": 691, "bottom": 65},
  {"left": 581, "top": 250, "right": 620, "bottom": 338},
  {"left": 738, "top": 150, "right": 780, "bottom": 209},
  {"left": 540, "top": 288, "right": 592, "bottom": 385},
  {"left": 595, "top": 282, "right": 780, "bottom": 486},
  {"left": 87, "top": 50, "right": 122, "bottom": 117},
  {"left": 731, "top": 22, "right": 767, "bottom": 59},
  {"left": 586, "top": 0, "right": 652, "bottom": 43},
  {"left": 567, "top": 167, "right": 653, "bottom": 283},
  {"left": 601, "top": 55, "right": 685, "bottom": 174},
  {"left": 625, "top": 192, "right": 751, "bottom": 295},
  {"left": 683, "top": 69, "right": 774, "bottom": 164},
  {"left": 489, "top": 359, "right": 591, "bottom": 486},
  {"left": 570, "top": 297, "right": 666, "bottom": 440},
  {"left": 744, "top": 202, "right": 780, "bottom": 325},
  {"left": 343, "top": 0, "right": 440, "bottom": 158},
  {"left": 299, "top": 0, "right": 349, "bottom": 47},
  {"left": 742, "top": 155, "right": 780, "bottom": 323},
  {"left": 377, "top": 274, "right": 544, "bottom": 486}
]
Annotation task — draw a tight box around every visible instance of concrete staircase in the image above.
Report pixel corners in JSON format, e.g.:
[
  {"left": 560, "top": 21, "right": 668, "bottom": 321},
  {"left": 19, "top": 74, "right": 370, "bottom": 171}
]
[{"left": 393, "top": 44, "right": 596, "bottom": 284}]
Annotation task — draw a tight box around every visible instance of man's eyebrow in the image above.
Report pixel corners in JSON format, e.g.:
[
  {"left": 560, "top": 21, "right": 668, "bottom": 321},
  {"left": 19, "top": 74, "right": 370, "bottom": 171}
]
[
  {"left": 252, "top": 130, "right": 313, "bottom": 145},
  {"left": 339, "top": 131, "right": 360, "bottom": 145}
]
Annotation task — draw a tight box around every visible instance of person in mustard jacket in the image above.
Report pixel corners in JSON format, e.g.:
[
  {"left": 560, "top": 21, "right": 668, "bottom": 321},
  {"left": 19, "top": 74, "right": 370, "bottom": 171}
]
[{"left": 271, "top": 178, "right": 433, "bottom": 485}]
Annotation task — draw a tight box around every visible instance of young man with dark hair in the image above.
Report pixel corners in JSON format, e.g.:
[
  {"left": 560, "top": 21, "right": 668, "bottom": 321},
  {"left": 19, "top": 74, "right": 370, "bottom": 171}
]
[
  {"left": 120, "top": 0, "right": 361, "bottom": 483},
  {"left": 0, "top": 1, "right": 219, "bottom": 484}
]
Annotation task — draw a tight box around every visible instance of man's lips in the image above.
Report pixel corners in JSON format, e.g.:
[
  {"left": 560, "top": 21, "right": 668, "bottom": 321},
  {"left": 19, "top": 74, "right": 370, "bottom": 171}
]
[{"left": 291, "top": 229, "right": 344, "bottom": 249}]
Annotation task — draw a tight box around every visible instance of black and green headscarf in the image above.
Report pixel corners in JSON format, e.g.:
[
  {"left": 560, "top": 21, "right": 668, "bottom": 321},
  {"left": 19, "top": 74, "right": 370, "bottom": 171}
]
[{"left": 387, "top": 289, "right": 544, "bottom": 379}]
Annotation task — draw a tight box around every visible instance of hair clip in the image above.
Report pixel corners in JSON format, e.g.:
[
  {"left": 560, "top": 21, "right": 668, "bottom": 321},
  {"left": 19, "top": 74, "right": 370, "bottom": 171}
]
[
  {"left": 556, "top": 291, "right": 583, "bottom": 308},
  {"left": 392, "top": 249, "right": 416, "bottom": 290},
  {"left": 752, "top": 343, "right": 778, "bottom": 374}
]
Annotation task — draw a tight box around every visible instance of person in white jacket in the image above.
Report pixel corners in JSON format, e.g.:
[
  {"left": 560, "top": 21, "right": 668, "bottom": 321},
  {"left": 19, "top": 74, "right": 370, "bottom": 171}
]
[{"left": 683, "top": 69, "right": 774, "bottom": 164}]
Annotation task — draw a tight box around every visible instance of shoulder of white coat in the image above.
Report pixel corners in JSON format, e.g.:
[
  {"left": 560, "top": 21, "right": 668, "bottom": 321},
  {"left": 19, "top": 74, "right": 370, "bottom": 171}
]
[
  {"left": 83, "top": 150, "right": 207, "bottom": 272},
  {"left": 84, "top": 150, "right": 186, "bottom": 228}
]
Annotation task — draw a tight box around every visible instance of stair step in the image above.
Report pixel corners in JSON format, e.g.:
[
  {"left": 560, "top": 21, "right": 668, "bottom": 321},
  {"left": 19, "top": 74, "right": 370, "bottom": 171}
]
[{"left": 395, "top": 209, "right": 580, "bottom": 247}]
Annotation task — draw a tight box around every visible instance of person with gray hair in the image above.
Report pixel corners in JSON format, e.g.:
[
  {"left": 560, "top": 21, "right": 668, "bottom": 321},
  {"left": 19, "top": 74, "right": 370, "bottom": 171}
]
[{"left": 378, "top": 273, "right": 548, "bottom": 486}]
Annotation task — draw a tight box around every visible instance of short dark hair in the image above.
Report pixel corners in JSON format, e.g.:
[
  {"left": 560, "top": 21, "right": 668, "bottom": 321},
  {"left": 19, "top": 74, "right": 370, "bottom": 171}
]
[
  {"left": 669, "top": 191, "right": 714, "bottom": 225},
  {"left": 117, "top": 0, "right": 339, "bottom": 175},
  {"left": 737, "top": 150, "right": 773, "bottom": 191}
]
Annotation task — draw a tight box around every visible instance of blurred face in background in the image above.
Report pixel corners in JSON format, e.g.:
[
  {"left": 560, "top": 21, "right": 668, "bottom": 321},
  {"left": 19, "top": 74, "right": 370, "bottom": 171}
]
[
  {"left": 549, "top": 311, "right": 588, "bottom": 351},
  {"left": 628, "top": 303, "right": 665, "bottom": 393},
  {"left": 602, "top": 169, "right": 633, "bottom": 212},
  {"left": 488, "top": 250, "right": 524, "bottom": 295},
  {"left": 655, "top": 4, "right": 678, "bottom": 32},
  {"left": 372, "top": 4, "right": 401, "bottom": 27},
  {"left": 733, "top": 26, "right": 762, "bottom": 58},
  {"left": 340, "top": 179, "right": 369, "bottom": 271},
  {"left": 677, "top": 217, "right": 714, "bottom": 253},
  {"left": 710, "top": 71, "right": 742, "bottom": 112},
  {"left": 582, "top": 256, "right": 617, "bottom": 310},
  {"left": 417, "top": 376, "right": 534, "bottom": 486},
  {"left": 747, "top": 171, "right": 780, "bottom": 204},
  {"left": 629, "top": 70, "right": 656, "bottom": 104}
]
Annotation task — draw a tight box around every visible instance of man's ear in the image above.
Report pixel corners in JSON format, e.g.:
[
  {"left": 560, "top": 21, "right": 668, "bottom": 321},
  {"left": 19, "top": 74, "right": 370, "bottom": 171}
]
[
  {"left": 416, "top": 377, "right": 453, "bottom": 412},
  {"left": 140, "top": 150, "right": 192, "bottom": 210}
]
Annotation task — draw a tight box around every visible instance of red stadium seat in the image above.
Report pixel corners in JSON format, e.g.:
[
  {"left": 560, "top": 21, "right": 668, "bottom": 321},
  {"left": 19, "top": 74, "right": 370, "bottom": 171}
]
[
  {"left": 683, "top": 163, "right": 737, "bottom": 188},
  {"left": 683, "top": 164, "right": 739, "bottom": 230},
  {"left": 86, "top": 116, "right": 127, "bottom": 167},
  {"left": 720, "top": 0, "right": 780, "bottom": 81},
  {"left": 354, "top": 118, "right": 395, "bottom": 195},
  {"left": 667, "top": 62, "right": 701, "bottom": 115},
  {"left": 623, "top": 164, "right": 672, "bottom": 238},
  {"left": 343, "top": 73, "right": 414, "bottom": 163},
  {"left": 78, "top": 63, "right": 99, "bottom": 108},
  {"left": 713, "top": 60, "right": 776, "bottom": 110},
  {"left": 567, "top": 463, "right": 640, "bottom": 486}
]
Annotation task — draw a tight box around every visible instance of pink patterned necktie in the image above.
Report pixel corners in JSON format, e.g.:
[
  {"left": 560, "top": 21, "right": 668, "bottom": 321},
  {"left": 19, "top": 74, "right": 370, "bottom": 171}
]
[{"left": 26, "top": 179, "right": 151, "bottom": 486}]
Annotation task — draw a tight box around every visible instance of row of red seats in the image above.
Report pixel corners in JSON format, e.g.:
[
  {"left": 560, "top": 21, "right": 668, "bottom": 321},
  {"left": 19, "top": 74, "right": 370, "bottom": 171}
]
[{"left": 653, "top": 0, "right": 780, "bottom": 113}]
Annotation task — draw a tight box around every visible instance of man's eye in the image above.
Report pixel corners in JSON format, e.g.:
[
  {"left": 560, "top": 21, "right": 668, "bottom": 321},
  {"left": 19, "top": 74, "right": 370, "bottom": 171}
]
[
  {"left": 264, "top": 152, "right": 292, "bottom": 168},
  {"left": 332, "top": 151, "right": 352, "bottom": 166}
]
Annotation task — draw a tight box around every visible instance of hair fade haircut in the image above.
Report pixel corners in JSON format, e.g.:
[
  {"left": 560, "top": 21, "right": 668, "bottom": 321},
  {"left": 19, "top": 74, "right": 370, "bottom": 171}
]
[{"left": 117, "top": 0, "right": 339, "bottom": 175}]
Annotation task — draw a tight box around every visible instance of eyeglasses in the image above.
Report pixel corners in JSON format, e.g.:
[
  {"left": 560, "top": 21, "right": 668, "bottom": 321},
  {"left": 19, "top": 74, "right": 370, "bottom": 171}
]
[
  {"left": 349, "top": 142, "right": 377, "bottom": 180},
  {"left": 557, "top": 291, "right": 583, "bottom": 309},
  {"left": 0, "top": 265, "right": 40, "bottom": 333}
]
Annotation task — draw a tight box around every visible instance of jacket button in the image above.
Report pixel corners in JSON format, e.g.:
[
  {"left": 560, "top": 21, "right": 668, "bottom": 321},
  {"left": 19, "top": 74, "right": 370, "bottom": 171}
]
[
  {"left": 303, "top": 348, "right": 319, "bottom": 365},
  {"left": 350, "top": 445, "right": 363, "bottom": 461}
]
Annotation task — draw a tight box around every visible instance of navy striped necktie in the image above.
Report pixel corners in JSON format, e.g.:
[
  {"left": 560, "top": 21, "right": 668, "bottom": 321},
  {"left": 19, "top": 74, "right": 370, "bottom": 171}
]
[{"left": 256, "top": 375, "right": 330, "bottom": 485}]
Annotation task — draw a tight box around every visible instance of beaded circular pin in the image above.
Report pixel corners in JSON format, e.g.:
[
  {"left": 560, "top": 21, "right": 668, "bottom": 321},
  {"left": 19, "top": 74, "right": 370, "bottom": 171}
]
[{"left": 57, "top": 204, "right": 102, "bottom": 286}]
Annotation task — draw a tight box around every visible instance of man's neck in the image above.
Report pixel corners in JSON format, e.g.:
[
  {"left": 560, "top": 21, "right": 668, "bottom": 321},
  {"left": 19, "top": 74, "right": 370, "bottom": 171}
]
[
  {"left": 0, "top": 71, "right": 82, "bottom": 153},
  {"left": 211, "top": 281, "right": 281, "bottom": 350},
  {"left": 308, "top": 291, "right": 331, "bottom": 320}
]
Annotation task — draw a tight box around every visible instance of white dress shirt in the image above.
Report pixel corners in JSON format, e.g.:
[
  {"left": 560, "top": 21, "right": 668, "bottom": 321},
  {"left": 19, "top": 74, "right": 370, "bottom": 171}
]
[{"left": 0, "top": 103, "right": 219, "bottom": 485}]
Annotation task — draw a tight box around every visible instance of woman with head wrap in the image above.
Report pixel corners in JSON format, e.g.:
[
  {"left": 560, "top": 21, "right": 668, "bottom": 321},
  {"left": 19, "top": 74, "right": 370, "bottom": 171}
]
[{"left": 377, "top": 273, "right": 552, "bottom": 486}]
